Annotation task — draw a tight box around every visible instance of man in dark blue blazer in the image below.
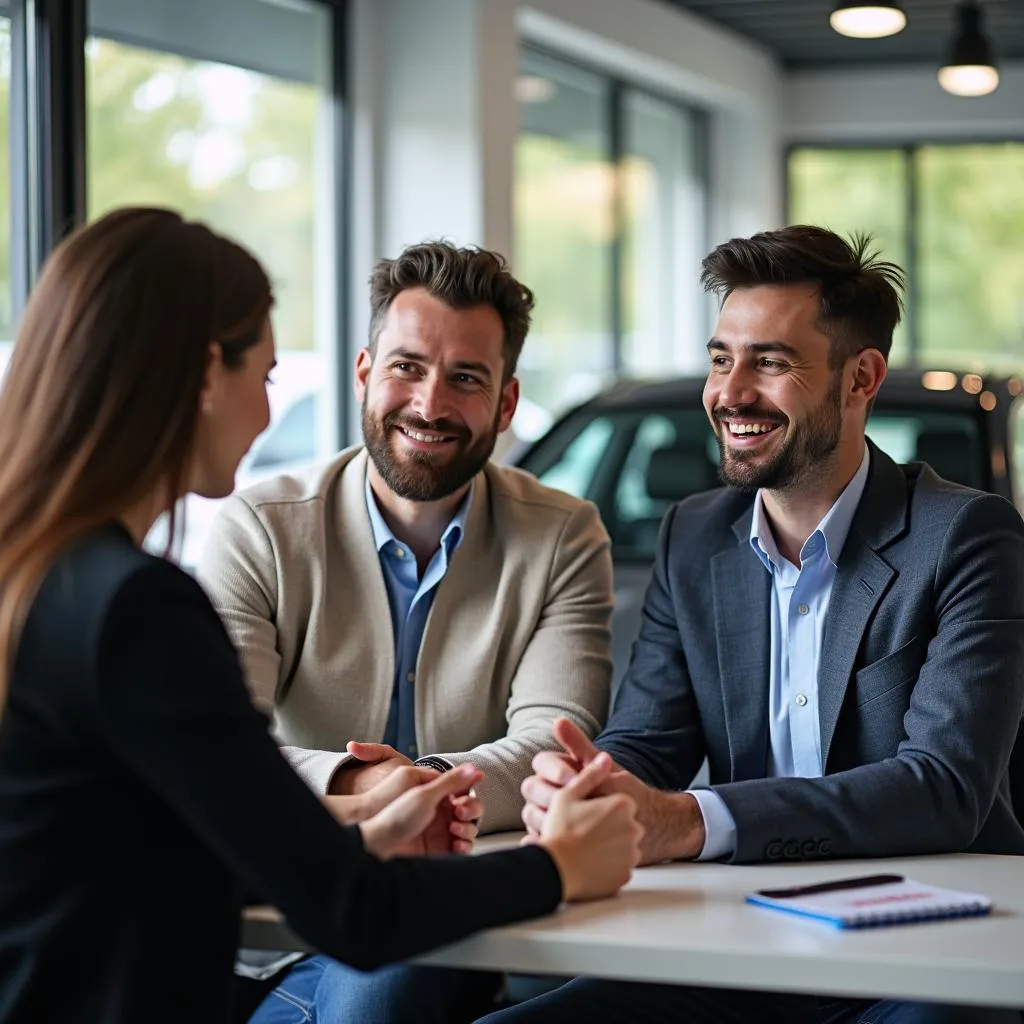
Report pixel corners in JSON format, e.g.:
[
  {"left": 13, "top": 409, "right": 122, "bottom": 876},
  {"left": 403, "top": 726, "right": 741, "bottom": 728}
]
[{"left": 483, "top": 226, "right": 1024, "bottom": 1024}]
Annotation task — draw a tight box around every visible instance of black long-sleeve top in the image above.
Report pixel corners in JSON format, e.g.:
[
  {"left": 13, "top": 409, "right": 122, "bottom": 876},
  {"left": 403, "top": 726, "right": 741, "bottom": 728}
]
[{"left": 0, "top": 525, "right": 561, "bottom": 1023}]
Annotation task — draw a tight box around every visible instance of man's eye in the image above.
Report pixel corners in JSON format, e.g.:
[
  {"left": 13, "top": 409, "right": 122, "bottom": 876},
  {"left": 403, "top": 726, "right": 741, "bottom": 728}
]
[
  {"left": 760, "top": 358, "right": 785, "bottom": 369},
  {"left": 453, "top": 373, "right": 479, "bottom": 385}
]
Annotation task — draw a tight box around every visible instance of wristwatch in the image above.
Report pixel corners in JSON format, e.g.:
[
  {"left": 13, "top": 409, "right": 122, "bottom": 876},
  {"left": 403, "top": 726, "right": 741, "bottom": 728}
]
[{"left": 414, "top": 755, "right": 455, "bottom": 774}]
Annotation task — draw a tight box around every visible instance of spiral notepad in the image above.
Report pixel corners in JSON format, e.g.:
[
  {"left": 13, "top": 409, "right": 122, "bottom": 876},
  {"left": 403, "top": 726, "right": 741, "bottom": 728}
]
[{"left": 746, "top": 873, "right": 993, "bottom": 929}]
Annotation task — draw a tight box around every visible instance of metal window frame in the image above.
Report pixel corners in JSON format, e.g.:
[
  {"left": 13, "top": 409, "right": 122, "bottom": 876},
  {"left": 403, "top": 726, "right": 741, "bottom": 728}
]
[
  {"left": 5, "top": 0, "right": 350, "bottom": 444},
  {"left": 520, "top": 42, "right": 712, "bottom": 376},
  {"left": 784, "top": 137, "right": 1024, "bottom": 366},
  {"left": 8, "top": 0, "right": 86, "bottom": 322}
]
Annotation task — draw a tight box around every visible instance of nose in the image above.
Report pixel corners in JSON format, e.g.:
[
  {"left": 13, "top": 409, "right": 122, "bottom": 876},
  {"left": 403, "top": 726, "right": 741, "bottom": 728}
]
[
  {"left": 713, "top": 362, "right": 759, "bottom": 411},
  {"left": 408, "top": 373, "right": 453, "bottom": 424}
]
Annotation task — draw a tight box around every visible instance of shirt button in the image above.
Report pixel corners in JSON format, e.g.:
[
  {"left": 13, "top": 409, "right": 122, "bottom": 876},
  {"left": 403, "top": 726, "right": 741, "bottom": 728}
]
[
  {"left": 795, "top": 693, "right": 808, "bottom": 707},
  {"left": 409, "top": 744, "right": 418, "bottom": 756},
  {"left": 406, "top": 671, "right": 415, "bottom": 684},
  {"left": 797, "top": 603, "right": 810, "bottom": 615},
  {"left": 394, "top": 546, "right": 407, "bottom": 559}
]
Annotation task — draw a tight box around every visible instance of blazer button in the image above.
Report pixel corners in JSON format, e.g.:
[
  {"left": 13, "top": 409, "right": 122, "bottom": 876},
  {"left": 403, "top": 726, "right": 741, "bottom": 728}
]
[
  {"left": 783, "top": 840, "right": 801, "bottom": 860},
  {"left": 765, "top": 841, "right": 783, "bottom": 861},
  {"left": 801, "top": 840, "right": 818, "bottom": 859},
  {"left": 817, "top": 839, "right": 833, "bottom": 857}
]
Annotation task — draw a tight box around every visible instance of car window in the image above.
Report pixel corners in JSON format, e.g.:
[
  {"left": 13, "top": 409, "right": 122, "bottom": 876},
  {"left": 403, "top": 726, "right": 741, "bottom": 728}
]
[
  {"left": 866, "top": 410, "right": 985, "bottom": 491},
  {"left": 248, "top": 393, "right": 317, "bottom": 471},
  {"left": 535, "top": 415, "right": 616, "bottom": 499},
  {"left": 611, "top": 411, "right": 717, "bottom": 558}
]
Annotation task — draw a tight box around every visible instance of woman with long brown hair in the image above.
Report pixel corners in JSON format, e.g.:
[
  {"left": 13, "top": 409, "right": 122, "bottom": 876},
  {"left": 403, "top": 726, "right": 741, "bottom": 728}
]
[{"left": 0, "top": 208, "right": 642, "bottom": 1024}]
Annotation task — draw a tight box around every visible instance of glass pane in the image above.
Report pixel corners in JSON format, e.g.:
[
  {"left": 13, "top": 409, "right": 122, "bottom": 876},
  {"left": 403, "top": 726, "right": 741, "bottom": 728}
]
[
  {"left": 611, "top": 408, "right": 715, "bottom": 558},
  {"left": 866, "top": 410, "right": 985, "bottom": 490},
  {"left": 516, "top": 49, "right": 613, "bottom": 417},
  {"left": 535, "top": 415, "right": 615, "bottom": 499},
  {"left": 0, "top": 15, "right": 11, "bottom": 381},
  {"left": 620, "top": 89, "right": 706, "bottom": 377},
  {"left": 787, "top": 148, "right": 910, "bottom": 365},
  {"left": 85, "top": 1, "right": 334, "bottom": 568},
  {"left": 916, "top": 144, "right": 1024, "bottom": 375}
]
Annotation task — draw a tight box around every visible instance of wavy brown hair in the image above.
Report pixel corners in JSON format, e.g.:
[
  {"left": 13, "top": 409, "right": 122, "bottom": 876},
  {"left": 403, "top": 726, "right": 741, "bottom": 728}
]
[
  {"left": 368, "top": 241, "right": 534, "bottom": 381},
  {"left": 0, "top": 207, "right": 273, "bottom": 707}
]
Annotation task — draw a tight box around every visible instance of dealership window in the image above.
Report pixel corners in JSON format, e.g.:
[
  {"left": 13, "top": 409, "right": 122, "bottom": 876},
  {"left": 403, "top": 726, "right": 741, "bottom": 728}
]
[
  {"left": 515, "top": 47, "right": 707, "bottom": 421},
  {"left": 85, "top": 0, "right": 338, "bottom": 567},
  {"left": 788, "top": 143, "right": 1024, "bottom": 375}
]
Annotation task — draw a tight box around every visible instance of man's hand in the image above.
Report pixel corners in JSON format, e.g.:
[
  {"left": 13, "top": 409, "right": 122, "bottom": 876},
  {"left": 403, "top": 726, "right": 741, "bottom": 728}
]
[
  {"left": 328, "top": 742, "right": 416, "bottom": 797},
  {"left": 360, "top": 764, "right": 484, "bottom": 860},
  {"left": 521, "top": 718, "right": 705, "bottom": 864},
  {"left": 329, "top": 744, "right": 483, "bottom": 854}
]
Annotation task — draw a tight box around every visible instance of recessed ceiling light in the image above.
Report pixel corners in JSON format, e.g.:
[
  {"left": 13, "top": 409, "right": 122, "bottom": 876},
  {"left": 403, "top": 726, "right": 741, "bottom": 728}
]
[{"left": 830, "top": 3, "right": 907, "bottom": 39}]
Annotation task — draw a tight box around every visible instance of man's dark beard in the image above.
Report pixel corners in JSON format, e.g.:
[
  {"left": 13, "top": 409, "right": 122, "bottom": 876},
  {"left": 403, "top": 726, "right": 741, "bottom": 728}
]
[
  {"left": 362, "top": 403, "right": 500, "bottom": 502},
  {"left": 714, "top": 372, "right": 844, "bottom": 493}
]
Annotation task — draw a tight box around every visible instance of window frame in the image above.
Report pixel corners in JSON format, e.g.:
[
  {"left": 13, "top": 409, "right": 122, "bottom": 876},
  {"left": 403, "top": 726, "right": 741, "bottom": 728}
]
[
  {"left": 4, "top": 0, "right": 351, "bottom": 443},
  {"left": 784, "top": 137, "right": 1024, "bottom": 366},
  {"left": 519, "top": 42, "right": 711, "bottom": 383}
]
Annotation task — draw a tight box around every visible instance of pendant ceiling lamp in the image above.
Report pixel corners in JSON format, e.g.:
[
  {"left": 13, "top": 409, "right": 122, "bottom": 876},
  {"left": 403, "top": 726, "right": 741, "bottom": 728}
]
[
  {"left": 938, "top": 2, "right": 999, "bottom": 97},
  {"left": 830, "top": 2, "right": 906, "bottom": 39}
]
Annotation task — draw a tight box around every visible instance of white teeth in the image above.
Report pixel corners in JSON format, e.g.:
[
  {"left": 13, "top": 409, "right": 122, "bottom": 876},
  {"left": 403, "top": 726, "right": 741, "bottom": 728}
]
[
  {"left": 728, "top": 422, "right": 777, "bottom": 436},
  {"left": 401, "top": 428, "right": 450, "bottom": 443}
]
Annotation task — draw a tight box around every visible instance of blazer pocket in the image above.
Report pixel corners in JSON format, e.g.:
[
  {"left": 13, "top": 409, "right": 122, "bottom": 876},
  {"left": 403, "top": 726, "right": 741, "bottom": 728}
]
[{"left": 854, "top": 635, "right": 925, "bottom": 708}]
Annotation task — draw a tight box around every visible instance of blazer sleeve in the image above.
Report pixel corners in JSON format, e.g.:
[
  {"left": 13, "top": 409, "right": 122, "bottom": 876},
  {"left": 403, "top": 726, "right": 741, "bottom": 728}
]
[
  {"left": 433, "top": 500, "right": 614, "bottom": 833},
  {"left": 711, "top": 493, "right": 1024, "bottom": 863},
  {"left": 94, "top": 562, "right": 562, "bottom": 969},
  {"left": 197, "top": 497, "right": 348, "bottom": 793},
  {"left": 595, "top": 503, "right": 707, "bottom": 791}
]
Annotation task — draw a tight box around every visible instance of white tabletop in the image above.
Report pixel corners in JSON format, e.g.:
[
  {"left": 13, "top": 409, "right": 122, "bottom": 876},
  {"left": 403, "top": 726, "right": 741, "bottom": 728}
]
[{"left": 243, "top": 836, "right": 1024, "bottom": 1009}]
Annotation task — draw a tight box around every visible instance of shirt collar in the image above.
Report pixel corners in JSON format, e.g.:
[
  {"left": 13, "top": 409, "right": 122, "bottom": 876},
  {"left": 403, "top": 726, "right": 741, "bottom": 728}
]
[
  {"left": 749, "top": 444, "right": 871, "bottom": 573},
  {"left": 364, "top": 470, "right": 471, "bottom": 557}
]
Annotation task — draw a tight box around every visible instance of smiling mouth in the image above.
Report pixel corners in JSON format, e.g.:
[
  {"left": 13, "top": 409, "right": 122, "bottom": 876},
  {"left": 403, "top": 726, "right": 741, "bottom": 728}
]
[
  {"left": 726, "top": 422, "right": 781, "bottom": 437},
  {"left": 396, "top": 425, "right": 458, "bottom": 444}
]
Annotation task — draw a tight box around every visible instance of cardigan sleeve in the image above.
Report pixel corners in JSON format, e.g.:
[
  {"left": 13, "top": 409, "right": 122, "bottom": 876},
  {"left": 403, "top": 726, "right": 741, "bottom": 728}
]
[{"left": 93, "top": 561, "right": 562, "bottom": 969}]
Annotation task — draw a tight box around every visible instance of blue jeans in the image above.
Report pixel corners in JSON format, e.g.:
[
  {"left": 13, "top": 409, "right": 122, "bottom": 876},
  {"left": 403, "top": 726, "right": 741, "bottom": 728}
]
[
  {"left": 474, "top": 978, "right": 1022, "bottom": 1024},
  {"left": 246, "top": 954, "right": 501, "bottom": 1024}
]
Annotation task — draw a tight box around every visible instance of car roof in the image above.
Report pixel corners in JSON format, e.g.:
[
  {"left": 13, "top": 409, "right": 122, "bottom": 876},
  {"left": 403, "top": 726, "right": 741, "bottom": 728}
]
[{"left": 583, "top": 369, "right": 1023, "bottom": 415}]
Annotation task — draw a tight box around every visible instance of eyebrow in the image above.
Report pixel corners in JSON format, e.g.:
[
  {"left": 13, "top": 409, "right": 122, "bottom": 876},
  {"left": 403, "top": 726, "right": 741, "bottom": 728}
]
[
  {"left": 382, "top": 348, "right": 494, "bottom": 380},
  {"left": 706, "top": 339, "right": 802, "bottom": 359}
]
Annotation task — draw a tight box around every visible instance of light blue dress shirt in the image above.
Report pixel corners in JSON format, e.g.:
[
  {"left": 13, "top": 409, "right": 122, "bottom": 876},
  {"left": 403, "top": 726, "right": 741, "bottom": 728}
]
[
  {"left": 690, "top": 446, "right": 871, "bottom": 860},
  {"left": 365, "top": 474, "right": 470, "bottom": 760}
]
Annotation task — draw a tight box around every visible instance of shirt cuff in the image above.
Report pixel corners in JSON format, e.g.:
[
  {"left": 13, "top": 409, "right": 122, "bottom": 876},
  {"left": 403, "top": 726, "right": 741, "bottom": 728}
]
[{"left": 687, "top": 789, "right": 737, "bottom": 861}]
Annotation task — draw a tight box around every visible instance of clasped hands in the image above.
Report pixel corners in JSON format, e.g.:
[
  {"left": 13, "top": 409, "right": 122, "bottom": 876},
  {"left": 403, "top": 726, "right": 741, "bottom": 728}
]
[
  {"left": 323, "top": 742, "right": 481, "bottom": 860},
  {"left": 520, "top": 719, "right": 706, "bottom": 865}
]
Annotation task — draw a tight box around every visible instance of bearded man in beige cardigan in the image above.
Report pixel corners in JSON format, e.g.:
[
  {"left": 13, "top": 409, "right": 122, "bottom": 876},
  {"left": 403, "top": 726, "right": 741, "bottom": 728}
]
[{"left": 198, "top": 241, "right": 613, "bottom": 1024}]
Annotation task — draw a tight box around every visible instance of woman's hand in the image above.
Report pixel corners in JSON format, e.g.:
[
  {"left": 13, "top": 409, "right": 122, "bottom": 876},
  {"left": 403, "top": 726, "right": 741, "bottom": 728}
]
[
  {"left": 533, "top": 753, "right": 644, "bottom": 902},
  {"left": 359, "top": 764, "right": 484, "bottom": 859}
]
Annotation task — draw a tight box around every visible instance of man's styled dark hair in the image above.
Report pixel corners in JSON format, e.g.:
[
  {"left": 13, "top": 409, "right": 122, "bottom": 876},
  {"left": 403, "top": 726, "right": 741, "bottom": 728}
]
[
  {"left": 700, "top": 225, "right": 906, "bottom": 365},
  {"left": 368, "top": 240, "right": 534, "bottom": 380}
]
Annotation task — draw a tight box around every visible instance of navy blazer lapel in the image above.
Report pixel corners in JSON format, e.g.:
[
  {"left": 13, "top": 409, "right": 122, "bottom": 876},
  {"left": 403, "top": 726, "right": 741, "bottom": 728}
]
[
  {"left": 712, "top": 505, "right": 771, "bottom": 782},
  {"left": 818, "top": 444, "right": 907, "bottom": 765}
]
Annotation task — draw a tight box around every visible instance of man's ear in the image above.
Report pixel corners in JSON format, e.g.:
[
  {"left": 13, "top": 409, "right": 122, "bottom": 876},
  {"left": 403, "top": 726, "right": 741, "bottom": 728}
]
[
  {"left": 497, "top": 376, "right": 520, "bottom": 434},
  {"left": 850, "top": 348, "right": 887, "bottom": 408},
  {"left": 354, "top": 347, "right": 373, "bottom": 402}
]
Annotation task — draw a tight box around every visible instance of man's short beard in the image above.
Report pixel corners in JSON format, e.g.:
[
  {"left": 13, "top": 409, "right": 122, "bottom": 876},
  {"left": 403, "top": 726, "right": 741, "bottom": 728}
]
[
  {"left": 715, "top": 372, "right": 844, "bottom": 494},
  {"left": 362, "top": 403, "right": 500, "bottom": 502}
]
